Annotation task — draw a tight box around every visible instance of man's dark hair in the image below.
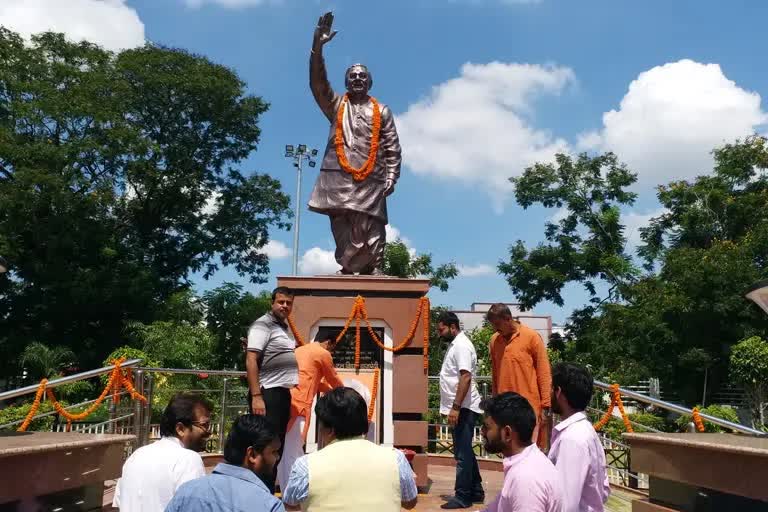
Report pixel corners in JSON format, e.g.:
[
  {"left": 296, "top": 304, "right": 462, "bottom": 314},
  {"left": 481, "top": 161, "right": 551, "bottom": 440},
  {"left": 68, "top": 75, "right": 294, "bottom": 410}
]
[
  {"left": 315, "top": 387, "right": 368, "bottom": 440},
  {"left": 271, "top": 286, "right": 294, "bottom": 303},
  {"left": 552, "top": 363, "right": 593, "bottom": 411},
  {"left": 486, "top": 303, "right": 513, "bottom": 322},
  {"left": 437, "top": 311, "right": 461, "bottom": 330},
  {"left": 159, "top": 393, "right": 213, "bottom": 437},
  {"left": 223, "top": 414, "right": 279, "bottom": 465},
  {"left": 480, "top": 392, "right": 535, "bottom": 445}
]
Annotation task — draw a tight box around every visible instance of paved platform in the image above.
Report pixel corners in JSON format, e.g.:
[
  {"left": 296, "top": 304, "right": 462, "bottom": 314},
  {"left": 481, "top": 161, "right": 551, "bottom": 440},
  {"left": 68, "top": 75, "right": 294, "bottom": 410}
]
[{"left": 103, "top": 462, "right": 639, "bottom": 511}]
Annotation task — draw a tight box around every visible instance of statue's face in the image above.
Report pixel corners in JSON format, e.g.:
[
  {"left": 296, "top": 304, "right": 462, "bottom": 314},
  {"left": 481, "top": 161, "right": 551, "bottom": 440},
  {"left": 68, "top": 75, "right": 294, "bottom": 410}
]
[{"left": 345, "top": 65, "right": 371, "bottom": 96}]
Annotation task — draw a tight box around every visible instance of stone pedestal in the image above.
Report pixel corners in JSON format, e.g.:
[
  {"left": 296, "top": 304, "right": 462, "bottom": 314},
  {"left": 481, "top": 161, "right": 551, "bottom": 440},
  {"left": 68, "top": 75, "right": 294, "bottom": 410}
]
[
  {"left": 625, "top": 433, "right": 768, "bottom": 511},
  {"left": 0, "top": 431, "right": 134, "bottom": 510},
  {"left": 277, "top": 275, "right": 430, "bottom": 487}
]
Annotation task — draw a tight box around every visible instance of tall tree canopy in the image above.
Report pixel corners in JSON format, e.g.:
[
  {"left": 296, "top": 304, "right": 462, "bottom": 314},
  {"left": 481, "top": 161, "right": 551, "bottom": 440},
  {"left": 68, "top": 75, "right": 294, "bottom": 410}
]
[
  {"left": 501, "top": 137, "right": 768, "bottom": 405},
  {"left": 0, "top": 30, "right": 291, "bottom": 370}
]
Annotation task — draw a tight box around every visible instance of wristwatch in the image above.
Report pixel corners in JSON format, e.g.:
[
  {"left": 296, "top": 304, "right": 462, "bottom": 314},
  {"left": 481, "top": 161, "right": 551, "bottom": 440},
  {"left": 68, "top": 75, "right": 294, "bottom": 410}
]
[
  {"left": 542, "top": 408, "right": 552, "bottom": 418},
  {"left": 451, "top": 402, "right": 461, "bottom": 411}
]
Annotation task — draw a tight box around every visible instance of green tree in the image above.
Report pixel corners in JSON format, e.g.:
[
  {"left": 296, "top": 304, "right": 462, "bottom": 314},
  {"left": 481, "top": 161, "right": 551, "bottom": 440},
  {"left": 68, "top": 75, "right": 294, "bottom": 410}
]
[
  {"left": 382, "top": 240, "right": 458, "bottom": 291},
  {"left": 202, "top": 283, "right": 272, "bottom": 369},
  {"left": 0, "top": 29, "right": 291, "bottom": 371},
  {"left": 126, "top": 320, "right": 216, "bottom": 370},
  {"left": 500, "top": 152, "right": 638, "bottom": 311},
  {"left": 19, "top": 342, "right": 75, "bottom": 380},
  {"left": 730, "top": 336, "right": 768, "bottom": 428}
]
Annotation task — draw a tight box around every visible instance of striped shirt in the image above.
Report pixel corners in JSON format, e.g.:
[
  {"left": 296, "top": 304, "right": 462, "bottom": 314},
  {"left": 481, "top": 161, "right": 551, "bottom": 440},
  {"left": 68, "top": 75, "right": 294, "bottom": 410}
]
[{"left": 247, "top": 312, "right": 298, "bottom": 389}]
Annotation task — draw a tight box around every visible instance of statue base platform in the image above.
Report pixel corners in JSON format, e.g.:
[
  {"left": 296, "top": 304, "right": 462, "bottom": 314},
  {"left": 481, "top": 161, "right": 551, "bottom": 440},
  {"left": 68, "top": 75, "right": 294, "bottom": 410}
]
[
  {"left": 277, "top": 274, "right": 430, "bottom": 488},
  {"left": 625, "top": 433, "right": 768, "bottom": 511},
  {"left": 0, "top": 431, "right": 134, "bottom": 510}
]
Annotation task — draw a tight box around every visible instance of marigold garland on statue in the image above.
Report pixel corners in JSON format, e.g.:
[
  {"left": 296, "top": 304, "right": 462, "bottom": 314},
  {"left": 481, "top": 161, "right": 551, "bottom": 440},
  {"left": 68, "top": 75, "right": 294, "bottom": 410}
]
[
  {"left": 335, "top": 94, "right": 382, "bottom": 182},
  {"left": 287, "top": 295, "right": 430, "bottom": 371},
  {"left": 368, "top": 367, "right": 380, "bottom": 422}
]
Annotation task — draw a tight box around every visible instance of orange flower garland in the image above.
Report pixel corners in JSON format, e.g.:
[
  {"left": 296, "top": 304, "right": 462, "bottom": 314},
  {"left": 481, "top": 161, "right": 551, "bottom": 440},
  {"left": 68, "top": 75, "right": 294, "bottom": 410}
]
[
  {"left": 335, "top": 94, "right": 381, "bottom": 182},
  {"left": 593, "top": 384, "right": 633, "bottom": 433},
  {"left": 287, "top": 295, "right": 431, "bottom": 371},
  {"left": 17, "top": 378, "right": 48, "bottom": 432},
  {"left": 692, "top": 407, "right": 706, "bottom": 432},
  {"left": 17, "top": 358, "right": 147, "bottom": 432},
  {"left": 368, "top": 367, "right": 380, "bottom": 422}
]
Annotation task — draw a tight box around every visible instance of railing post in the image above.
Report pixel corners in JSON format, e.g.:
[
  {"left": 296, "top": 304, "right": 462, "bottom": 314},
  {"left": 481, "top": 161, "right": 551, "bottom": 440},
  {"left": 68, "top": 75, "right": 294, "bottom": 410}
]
[
  {"left": 143, "top": 372, "right": 154, "bottom": 444},
  {"left": 132, "top": 370, "right": 144, "bottom": 448},
  {"left": 218, "top": 378, "right": 228, "bottom": 453}
]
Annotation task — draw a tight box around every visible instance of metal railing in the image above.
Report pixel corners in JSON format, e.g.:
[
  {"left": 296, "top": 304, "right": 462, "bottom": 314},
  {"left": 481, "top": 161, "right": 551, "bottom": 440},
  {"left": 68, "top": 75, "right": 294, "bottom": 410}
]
[
  {"left": 0, "top": 359, "right": 144, "bottom": 439},
  {"left": 592, "top": 379, "right": 764, "bottom": 436}
]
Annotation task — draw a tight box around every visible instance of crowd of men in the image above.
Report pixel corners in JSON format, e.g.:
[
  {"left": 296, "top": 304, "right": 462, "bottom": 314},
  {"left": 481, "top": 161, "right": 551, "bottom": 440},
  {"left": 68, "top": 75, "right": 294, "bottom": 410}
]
[{"left": 112, "top": 287, "right": 610, "bottom": 512}]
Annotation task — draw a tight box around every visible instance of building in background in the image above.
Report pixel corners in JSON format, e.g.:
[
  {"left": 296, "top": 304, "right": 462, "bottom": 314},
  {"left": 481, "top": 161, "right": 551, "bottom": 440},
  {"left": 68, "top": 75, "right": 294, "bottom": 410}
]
[{"left": 451, "top": 302, "right": 552, "bottom": 346}]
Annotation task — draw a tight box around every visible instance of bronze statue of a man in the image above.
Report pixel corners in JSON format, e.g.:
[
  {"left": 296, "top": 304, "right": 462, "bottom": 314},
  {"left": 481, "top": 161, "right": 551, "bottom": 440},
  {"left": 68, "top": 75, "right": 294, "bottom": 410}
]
[{"left": 308, "top": 12, "right": 402, "bottom": 276}]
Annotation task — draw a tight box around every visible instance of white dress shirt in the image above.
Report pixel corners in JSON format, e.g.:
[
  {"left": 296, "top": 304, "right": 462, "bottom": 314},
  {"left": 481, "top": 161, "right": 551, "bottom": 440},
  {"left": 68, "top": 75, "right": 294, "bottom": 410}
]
[
  {"left": 113, "top": 436, "right": 205, "bottom": 512},
  {"left": 548, "top": 412, "right": 610, "bottom": 512},
  {"left": 439, "top": 331, "right": 482, "bottom": 415}
]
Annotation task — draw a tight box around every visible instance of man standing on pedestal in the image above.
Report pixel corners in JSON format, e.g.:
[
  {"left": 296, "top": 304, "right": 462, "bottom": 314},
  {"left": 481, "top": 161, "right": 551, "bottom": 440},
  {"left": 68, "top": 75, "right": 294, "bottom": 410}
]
[
  {"left": 308, "top": 12, "right": 402, "bottom": 275},
  {"left": 437, "top": 312, "right": 484, "bottom": 509},
  {"left": 246, "top": 286, "right": 299, "bottom": 493}
]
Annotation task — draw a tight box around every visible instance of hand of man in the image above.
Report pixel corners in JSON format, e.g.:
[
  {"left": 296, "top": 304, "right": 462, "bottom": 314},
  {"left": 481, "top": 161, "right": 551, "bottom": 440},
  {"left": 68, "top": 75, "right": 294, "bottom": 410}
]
[
  {"left": 313, "top": 12, "right": 337, "bottom": 50},
  {"left": 447, "top": 409, "right": 459, "bottom": 427},
  {"left": 251, "top": 395, "right": 266, "bottom": 416},
  {"left": 383, "top": 178, "right": 395, "bottom": 197}
]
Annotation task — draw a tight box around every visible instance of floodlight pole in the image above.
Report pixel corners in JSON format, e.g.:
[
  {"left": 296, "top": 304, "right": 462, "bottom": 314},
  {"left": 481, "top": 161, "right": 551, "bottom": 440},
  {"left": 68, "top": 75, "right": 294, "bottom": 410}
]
[
  {"left": 292, "top": 153, "right": 304, "bottom": 276},
  {"left": 285, "top": 145, "right": 317, "bottom": 276}
]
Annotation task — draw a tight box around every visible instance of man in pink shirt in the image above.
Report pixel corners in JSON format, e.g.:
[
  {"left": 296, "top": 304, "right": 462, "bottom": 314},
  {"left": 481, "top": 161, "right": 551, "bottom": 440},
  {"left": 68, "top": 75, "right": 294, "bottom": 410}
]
[
  {"left": 479, "top": 392, "right": 564, "bottom": 512},
  {"left": 548, "top": 363, "right": 610, "bottom": 512}
]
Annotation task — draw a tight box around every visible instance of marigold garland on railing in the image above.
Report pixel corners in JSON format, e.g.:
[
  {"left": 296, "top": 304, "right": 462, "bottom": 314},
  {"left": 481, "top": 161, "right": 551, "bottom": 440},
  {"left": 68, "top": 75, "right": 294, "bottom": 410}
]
[
  {"left": 593, "top": 383, "right": 633, "bottom": 433},
  {"left": 17, "top": 357, "right": 147, "bottom": 432},
  {"left": 17, "top": 378, "right": 48, "bottom": 432},
  {"left": 691, "top": 406, "right": 706, "bottom": 432},
  {"left": 287, "top": 295, "right": 431, "bottom": 371}
]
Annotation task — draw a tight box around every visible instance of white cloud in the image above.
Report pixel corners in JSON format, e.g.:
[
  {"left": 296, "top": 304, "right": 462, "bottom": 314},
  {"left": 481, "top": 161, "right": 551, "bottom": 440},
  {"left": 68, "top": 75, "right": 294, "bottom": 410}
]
[
  {"left": 0, "top": 0, "right": 145, "bottom": 51},
  {"left": 259, "top": 240, "right": 291, "bottom": 260},
  {"left": 184, "top": 0, "right": 278, "bottom": 8},
  {"left": 397, "top": 62, "right": 574, "bottom": 211},
  {"left": 623, "top": 208, "right": 666, "bottom": 248},
  {"left": 582, "top": 60, "right": 767, "bottom": 185},
  {"left": 298, "top": 247, "right": 340, "bottom": 275},
  {"left": 458, "top": 264, "right": 495, "bottom": 277}
]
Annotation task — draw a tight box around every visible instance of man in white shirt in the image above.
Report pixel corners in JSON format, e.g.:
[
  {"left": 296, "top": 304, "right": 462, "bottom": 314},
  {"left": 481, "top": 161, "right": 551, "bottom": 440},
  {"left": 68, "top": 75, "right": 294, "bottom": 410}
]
[
  {"left": 549, "top": 363, "right": 610, "bottom": 512},
  {"left": 113, "top": 393, "right": 213, "bottom": 512},
  {"left": 437, "top": 312, "right": 484, "bottom": 510}
]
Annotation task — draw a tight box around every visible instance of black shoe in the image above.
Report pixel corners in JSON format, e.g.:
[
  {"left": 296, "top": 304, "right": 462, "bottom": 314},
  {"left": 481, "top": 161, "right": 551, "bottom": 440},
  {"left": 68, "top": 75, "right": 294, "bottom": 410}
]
[
  {"left": 441, "top": 499, "right": 471, "bottom": 509},
  {"left": 471, "top": 494, "right": 485, "bottom": 503}
]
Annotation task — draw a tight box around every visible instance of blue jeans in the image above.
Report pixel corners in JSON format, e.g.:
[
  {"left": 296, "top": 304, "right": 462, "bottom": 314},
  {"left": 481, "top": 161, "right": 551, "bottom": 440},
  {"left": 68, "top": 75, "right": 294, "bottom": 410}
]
[{"left": 452, "top": 408, "right": 483, "bottom": 505}]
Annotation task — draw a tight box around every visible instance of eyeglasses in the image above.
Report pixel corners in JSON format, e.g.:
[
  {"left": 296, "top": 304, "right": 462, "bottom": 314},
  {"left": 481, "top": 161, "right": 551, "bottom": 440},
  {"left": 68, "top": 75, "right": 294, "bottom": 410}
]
[{"left": 191, "top": 421, "right": 212, "bottom": 434}]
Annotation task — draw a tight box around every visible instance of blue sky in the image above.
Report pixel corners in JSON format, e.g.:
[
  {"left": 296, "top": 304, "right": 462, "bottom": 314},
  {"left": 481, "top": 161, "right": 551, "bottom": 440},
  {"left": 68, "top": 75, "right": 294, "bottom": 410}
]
[{"left": 3, "top": 0, "right": 768, "bottom": 323}]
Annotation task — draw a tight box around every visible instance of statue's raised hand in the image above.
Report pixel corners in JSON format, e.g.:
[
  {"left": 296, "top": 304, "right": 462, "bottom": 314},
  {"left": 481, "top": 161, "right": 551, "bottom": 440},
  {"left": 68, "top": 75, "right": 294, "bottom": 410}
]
[{"left": 313, "top": 12, "right": 338, "bottom": 50}]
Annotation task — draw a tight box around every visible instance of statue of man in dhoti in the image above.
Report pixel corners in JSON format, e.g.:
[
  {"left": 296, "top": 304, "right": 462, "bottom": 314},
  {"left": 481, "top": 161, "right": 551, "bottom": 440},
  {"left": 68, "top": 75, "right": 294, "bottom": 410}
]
[{"left": 308, "top": 12, "right": 402, "bottom": 276}]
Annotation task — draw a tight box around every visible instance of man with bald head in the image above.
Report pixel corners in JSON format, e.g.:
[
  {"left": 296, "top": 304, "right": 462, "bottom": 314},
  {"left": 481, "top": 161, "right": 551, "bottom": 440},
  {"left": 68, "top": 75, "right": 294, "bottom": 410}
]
[{"left": 308, "top": 12, "right": 402, "bottom": 276}]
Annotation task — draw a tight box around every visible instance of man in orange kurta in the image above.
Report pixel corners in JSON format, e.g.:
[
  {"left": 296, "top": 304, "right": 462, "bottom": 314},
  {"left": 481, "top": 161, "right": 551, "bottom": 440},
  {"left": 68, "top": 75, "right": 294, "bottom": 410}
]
[
  {"left": 276, "top": 338, "right": 345, "bottom": 492},
  {"left": 487, "top": 303, "right": 552, "bottom": 451}
]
